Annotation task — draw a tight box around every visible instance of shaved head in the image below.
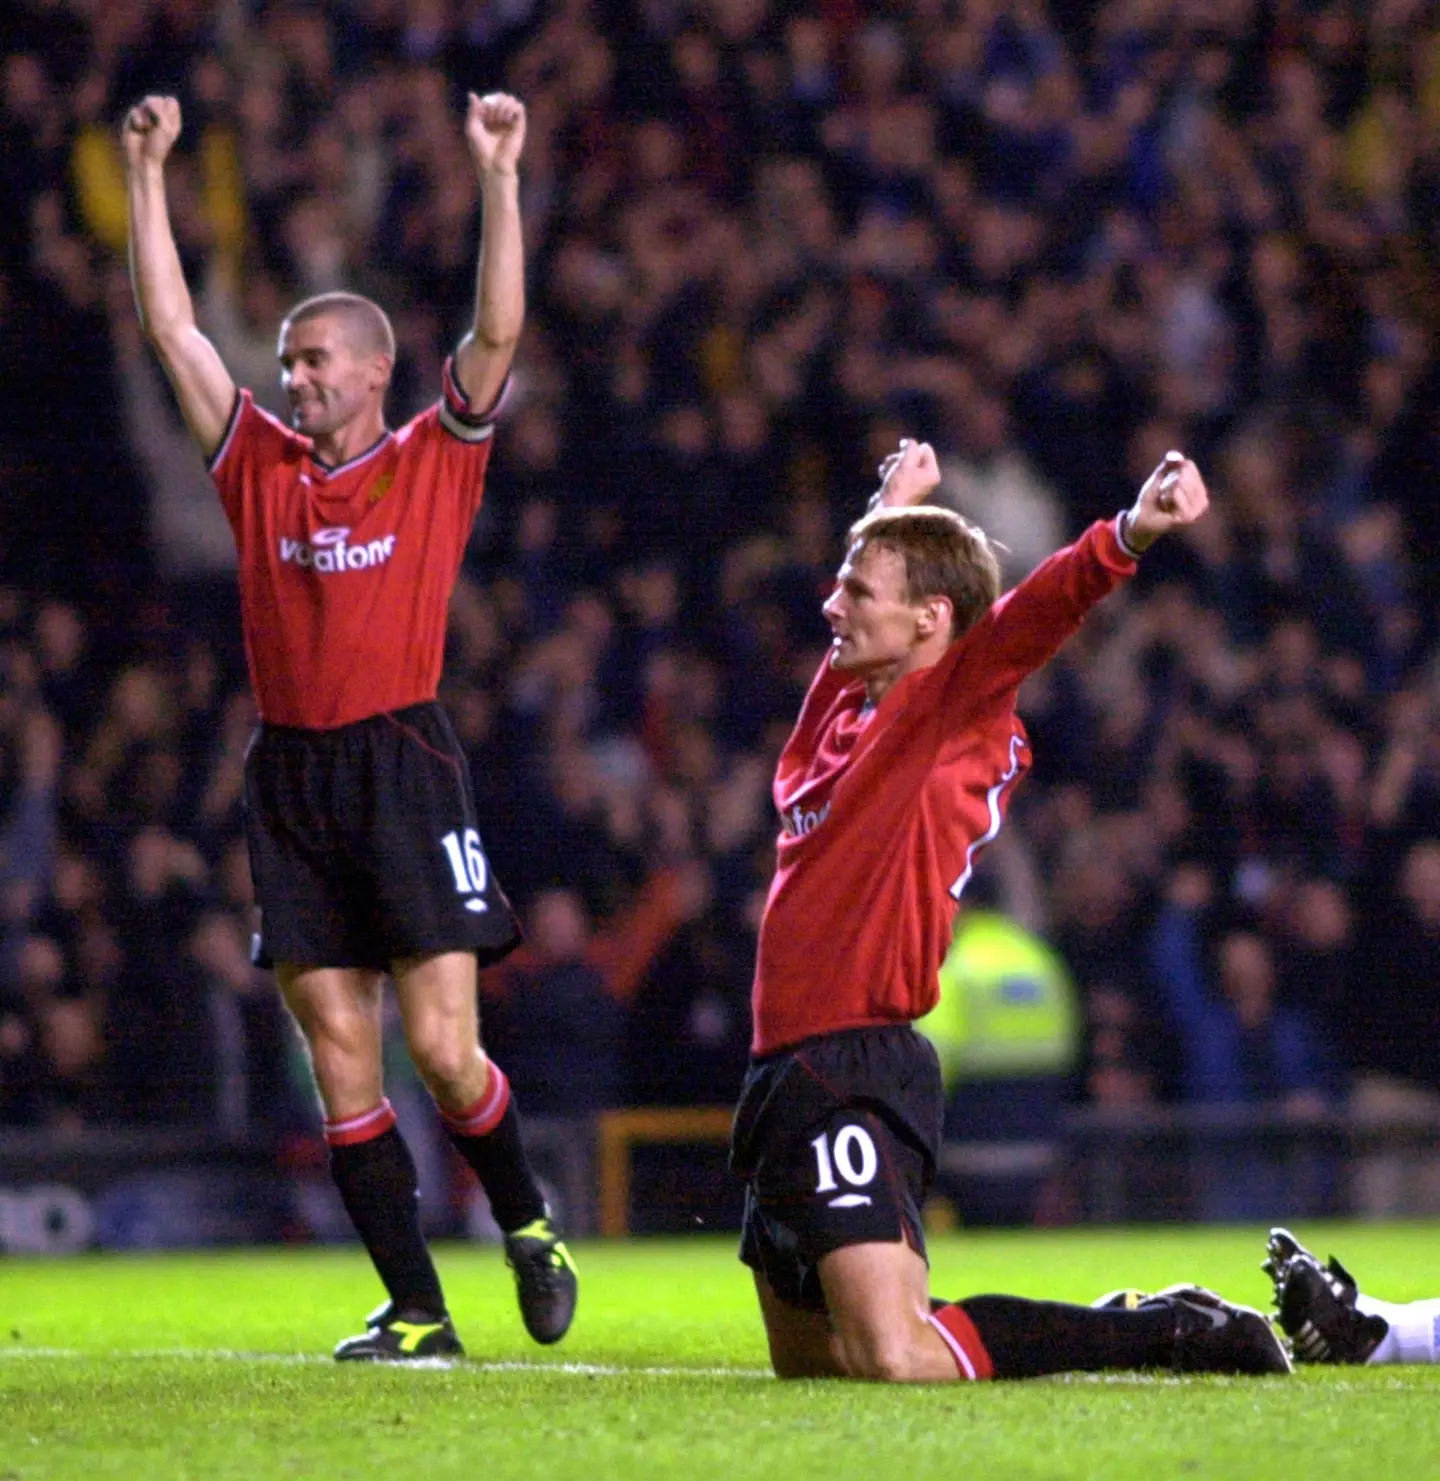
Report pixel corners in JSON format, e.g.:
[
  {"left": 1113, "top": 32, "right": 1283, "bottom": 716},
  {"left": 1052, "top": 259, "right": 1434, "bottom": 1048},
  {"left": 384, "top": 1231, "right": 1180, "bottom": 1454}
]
[
  {"left": 282, "top": 291, "right": 396, "bottom": 361},
  {"left": 276, "top": 292, "right": 397, "bottom": 443}
]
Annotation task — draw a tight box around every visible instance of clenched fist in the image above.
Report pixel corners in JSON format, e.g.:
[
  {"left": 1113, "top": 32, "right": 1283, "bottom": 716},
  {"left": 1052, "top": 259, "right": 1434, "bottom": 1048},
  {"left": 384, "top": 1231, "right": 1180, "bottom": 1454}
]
[
  {"left": 1125, "top": 450, "right": 1209, "bottom": 551},
  {"left": 465, "top": 91, "right": 526, "bottom": 177},
  {"left": 121, "top": 95, "right": 182, "bottom": 168},
  {"left": 874, "top": 439, "right": 942, "bottom": 509}
]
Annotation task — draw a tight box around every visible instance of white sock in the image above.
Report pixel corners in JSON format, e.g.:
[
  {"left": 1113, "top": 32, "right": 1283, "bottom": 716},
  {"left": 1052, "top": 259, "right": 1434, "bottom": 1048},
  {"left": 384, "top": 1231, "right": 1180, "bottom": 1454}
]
[{"left": 1356, "top": 1295, "right": 1440, "bottom": 1364}]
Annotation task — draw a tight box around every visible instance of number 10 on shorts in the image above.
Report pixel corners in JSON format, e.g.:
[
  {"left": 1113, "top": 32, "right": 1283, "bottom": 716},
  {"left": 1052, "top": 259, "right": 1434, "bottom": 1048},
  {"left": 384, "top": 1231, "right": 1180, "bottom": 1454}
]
[
  {"left": 440, "top": 828, "right": 489, "bottom": 912},
  {"left": 811, "top": 1123, "right": 878, "bottom": 1207}
]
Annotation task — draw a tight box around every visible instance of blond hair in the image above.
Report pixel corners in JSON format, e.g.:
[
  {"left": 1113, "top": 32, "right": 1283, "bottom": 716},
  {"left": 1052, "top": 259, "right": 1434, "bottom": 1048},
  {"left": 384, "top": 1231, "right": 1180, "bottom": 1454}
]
[{"left": 845, "top": 505, "right": 1002, "bottom": 640}]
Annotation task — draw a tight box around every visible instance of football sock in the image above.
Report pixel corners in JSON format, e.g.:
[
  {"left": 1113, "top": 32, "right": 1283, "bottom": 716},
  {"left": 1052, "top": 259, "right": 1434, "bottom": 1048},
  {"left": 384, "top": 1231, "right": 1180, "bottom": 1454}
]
[
  {"left": 441, "top": 1063, "right": 547, "bottom": 1233},
  {"left": 928, "top": 1301, "right": 995, "bottom": 1379},
  {"left": 1356, "top": 1296, "right": 1440, "bottom": 1364},
  {"left": 326, "top": 1101, "right": 446, "bottom": 1318},
  {"left": 950, "top": 1295, "right": 1175, "bottom": 1378}
]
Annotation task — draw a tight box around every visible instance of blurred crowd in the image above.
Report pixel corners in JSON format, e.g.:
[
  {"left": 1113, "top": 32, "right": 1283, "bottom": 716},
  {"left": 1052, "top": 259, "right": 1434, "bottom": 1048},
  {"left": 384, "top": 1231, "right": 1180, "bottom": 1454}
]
[{"left": 3, "top": 0, "right": 1440, "bottom": 1183}]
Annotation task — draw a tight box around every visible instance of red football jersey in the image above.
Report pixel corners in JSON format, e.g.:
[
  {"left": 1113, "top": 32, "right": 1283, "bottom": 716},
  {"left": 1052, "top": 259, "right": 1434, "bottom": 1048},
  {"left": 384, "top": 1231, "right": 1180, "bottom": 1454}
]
[
  {"left": 209, "top": 361, "right": 500, "bottom": 728},
  {"left": 751, "top": 516, "right": 1138, "bottom": 1055}
]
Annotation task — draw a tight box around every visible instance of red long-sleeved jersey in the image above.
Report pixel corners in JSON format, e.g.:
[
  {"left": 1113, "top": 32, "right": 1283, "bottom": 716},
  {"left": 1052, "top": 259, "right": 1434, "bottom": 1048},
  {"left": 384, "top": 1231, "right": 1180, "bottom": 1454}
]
[{"left": 750, "top": 515, "right": 1137, "bottom": 1055}]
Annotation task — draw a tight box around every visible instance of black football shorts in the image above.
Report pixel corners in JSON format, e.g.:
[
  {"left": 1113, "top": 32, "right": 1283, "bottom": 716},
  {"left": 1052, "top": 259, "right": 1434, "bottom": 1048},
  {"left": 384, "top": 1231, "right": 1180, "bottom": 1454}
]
[
  {"left": 243, "top": 701, "right": 520, "bottom": 971},
  {"left": 730, "top": 1024, "right": 943, "bottom": 1313}
]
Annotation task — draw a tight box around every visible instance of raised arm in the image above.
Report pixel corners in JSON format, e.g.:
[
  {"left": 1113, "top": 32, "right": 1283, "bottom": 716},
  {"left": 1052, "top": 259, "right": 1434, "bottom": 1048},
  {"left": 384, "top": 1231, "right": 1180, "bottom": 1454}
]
[
  {"left": 955, "top": 451, "right": 1210, "bottom": 704},
  {"left": 454, "top": 92, "right": 526, "bottom": 414},
  {"left": 122, "top": 96, "right": 236, "bottom": 459}
]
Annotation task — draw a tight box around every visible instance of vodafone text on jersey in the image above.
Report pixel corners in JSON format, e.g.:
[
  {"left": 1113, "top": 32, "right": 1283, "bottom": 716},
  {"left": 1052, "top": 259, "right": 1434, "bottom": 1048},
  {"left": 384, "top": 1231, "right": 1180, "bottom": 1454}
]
[{"left": 279, "top": 525, "right": 397, "bottom": 572}]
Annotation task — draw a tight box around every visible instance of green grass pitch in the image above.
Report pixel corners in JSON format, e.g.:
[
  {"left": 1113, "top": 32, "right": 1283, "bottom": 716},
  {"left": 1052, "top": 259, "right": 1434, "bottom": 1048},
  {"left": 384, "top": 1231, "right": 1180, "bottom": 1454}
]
[{"left": 4, "top": 1222, "right": 1440, "bottom": 1480}]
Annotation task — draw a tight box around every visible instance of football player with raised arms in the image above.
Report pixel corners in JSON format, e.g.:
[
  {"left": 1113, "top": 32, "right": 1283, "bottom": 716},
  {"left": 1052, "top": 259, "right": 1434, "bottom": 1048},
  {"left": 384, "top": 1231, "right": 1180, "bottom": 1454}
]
[
  {"left": 122, "top": 89, "right": 576, "bottom": 1361},
  {"left": 731, "top": 438, "right": 1292, "bottom": 1381}
]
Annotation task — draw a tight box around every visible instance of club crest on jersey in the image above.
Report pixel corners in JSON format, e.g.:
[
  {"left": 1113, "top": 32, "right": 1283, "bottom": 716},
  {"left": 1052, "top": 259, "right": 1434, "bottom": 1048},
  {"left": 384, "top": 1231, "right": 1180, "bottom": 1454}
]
[
  {"left": 781, "top": 800, "right": 831, "bottom": 837},
  {"left": 279, "top": 525, "right": 397, "bottom": 573}
]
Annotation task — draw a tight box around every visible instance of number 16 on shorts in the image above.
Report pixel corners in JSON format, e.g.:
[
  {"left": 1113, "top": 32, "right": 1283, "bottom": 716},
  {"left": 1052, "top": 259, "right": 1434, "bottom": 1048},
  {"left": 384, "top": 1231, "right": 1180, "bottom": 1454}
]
[
  {"left": 811, "top": 1123, "right": 878, "bottom": 1208},
  {"left": 440, "top": 828, "right": 489, "bottom": 913}
]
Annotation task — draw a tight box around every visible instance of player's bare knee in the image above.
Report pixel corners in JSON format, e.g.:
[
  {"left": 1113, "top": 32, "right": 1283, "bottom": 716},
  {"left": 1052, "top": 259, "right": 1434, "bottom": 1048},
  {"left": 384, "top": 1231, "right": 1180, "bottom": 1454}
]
[
  {"left": 408, "top": 1027, "right": 481, "bottom": 1097},
  {"left": 851, "top": 1349, "right": 923, "bottom": 1383},
  {"left": 304, "top": 1016, "right": 373, "bottom": 1074},
  {"left": 836, "top": 1327, "right": 922, "bottom": 1383}
]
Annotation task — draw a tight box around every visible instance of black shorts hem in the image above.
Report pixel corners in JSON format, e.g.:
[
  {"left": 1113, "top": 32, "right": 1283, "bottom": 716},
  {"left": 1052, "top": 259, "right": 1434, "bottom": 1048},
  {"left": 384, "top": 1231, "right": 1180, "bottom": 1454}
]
[
  {"left": 253, "top": 928, "right": 522, "bottom": 973},
  {"left": 738, "top": 1198, "right": 928, "bottom": 1314}
]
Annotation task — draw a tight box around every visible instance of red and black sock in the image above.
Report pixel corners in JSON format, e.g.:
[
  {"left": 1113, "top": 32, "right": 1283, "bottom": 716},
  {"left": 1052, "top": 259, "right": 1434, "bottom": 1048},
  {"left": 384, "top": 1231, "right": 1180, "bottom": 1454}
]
[
  {"left": 934, "top": 1295, "right": 1175, "bottom": 1379},
  {"left": 927, "top": 1300, "right": 996, "bottom": 1380},
  {"left": 440, "top": 1064, "right": 546, "bottom": 1233},
  {"left": 326, "top": 1100, "right": 446, "bottom": 1319}
]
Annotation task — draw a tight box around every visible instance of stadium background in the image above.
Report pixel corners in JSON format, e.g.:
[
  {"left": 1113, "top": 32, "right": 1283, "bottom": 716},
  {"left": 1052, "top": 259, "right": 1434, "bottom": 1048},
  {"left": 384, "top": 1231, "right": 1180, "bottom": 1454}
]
[{"left": 3, "top": 0, "right": 1440, "bottom": 1253}]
